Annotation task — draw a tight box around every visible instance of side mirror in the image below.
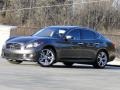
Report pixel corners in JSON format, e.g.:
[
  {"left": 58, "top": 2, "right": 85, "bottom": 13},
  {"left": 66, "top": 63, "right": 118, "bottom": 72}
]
[{"left": 65, "top": 35, "right": 73, "bottom": 40}]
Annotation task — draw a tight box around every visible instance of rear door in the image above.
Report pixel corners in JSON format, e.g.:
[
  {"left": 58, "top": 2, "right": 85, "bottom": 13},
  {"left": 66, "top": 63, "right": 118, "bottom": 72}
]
[{"left": 79, "top": 29, "right": 99, "bottom": 59}]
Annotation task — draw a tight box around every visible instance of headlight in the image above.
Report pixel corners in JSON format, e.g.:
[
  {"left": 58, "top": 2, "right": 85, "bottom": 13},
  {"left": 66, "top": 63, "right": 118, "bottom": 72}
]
[
  {"left": 2, "top": 43, "right": 6, "bottom": 48},
  {"left": 25, "top": 42, "right": 40, "bottom": 49}
]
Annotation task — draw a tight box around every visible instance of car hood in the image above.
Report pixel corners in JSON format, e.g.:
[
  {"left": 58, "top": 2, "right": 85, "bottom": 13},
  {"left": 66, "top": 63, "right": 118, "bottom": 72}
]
[{"left": 7, "top": 36, "right": 49, "bottom": 43}]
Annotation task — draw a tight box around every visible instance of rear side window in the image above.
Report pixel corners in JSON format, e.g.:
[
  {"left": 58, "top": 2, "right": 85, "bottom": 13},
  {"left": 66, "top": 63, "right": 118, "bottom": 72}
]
[{"left": 80, "top": 29, "right": 96, "bottom": 40}]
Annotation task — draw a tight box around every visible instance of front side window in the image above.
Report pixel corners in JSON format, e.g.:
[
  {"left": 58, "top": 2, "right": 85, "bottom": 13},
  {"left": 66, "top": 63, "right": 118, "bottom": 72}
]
[{"left": 66, "top": 29, "right": 80, "bottom": 40}]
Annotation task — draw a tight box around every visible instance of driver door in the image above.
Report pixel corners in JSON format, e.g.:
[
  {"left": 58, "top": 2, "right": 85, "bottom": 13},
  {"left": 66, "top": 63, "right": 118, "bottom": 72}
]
[{"left": 60, "top": 29, "right": 83, "bottom": 59}]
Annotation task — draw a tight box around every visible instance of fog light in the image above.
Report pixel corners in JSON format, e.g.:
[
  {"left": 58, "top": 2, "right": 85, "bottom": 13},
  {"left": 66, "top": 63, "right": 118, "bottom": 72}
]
[{"left": 27, "top": 54, "right": 34, "bottom": 58}]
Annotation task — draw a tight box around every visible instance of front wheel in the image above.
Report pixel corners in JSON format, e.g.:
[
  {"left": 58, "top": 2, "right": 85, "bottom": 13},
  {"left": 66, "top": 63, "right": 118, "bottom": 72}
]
[
  {"left": 8, "top": 60, "right": 23, "bottom": 64},
  {"left": 93, "top": 51, "right": 108, "bottom": 69},
  {"left": 37, "top": 48, "right": 56, "bottom": 67}
]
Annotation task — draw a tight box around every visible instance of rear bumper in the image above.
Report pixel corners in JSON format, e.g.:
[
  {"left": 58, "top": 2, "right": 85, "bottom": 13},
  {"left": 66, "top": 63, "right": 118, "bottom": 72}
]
[
  {"left": 2, "top": 48, "right": 39, "bottom": 61},
  {"left": 108, "top": 50, "right": 116, "bottom": 62},
  {"left": 109, "top": 55, "right": 116, "bottom": 62}
]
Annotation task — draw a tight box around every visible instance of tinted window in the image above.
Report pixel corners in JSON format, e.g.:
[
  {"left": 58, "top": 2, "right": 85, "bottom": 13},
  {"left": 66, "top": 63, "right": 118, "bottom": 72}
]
[
  {"left": 33, "top": 28, "right": 67, "bottom": 38},
  {"left": 80, "top": 30, "right": 96, "bottom": 40},
  {"left": 52, "top": 29, "right": 67, "bottom": 38},
  {"left": 66, "top": 29, "right": 80, "bottom": 40}
]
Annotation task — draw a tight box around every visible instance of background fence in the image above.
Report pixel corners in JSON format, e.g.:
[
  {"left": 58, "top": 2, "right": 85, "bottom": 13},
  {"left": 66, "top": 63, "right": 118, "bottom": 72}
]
[{"left": 0, "top": 0, "right": 120, "bottom": 58}]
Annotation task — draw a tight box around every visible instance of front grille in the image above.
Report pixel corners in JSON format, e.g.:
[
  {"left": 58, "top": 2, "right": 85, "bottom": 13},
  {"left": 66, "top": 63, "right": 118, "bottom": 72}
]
[
  {"left": 4, "top": 53, "right": 23, "bottom": 59},
  {"left": 6, "top": 43, "right": 21, "bottom": 50}
]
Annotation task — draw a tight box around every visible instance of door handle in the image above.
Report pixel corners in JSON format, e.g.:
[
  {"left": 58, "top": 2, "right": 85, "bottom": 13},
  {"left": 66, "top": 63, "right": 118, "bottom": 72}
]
[
  {"left": 94, "top": 43, "right": 100, "bottom": 45},
  {"left": 78, "top": 43, "right": 84, "bottom": 45},
  {"left": 87, "top": 43, "right": 94, "bottom": 47}
]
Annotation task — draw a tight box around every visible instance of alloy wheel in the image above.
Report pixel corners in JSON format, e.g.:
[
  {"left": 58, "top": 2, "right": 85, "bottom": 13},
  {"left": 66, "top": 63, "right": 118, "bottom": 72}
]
[
  {"left": 37, "top": 49, "right": 55, "bottom": 67},
  {"left": 93, "top": 51, "right": 108, "bottom": 68}
]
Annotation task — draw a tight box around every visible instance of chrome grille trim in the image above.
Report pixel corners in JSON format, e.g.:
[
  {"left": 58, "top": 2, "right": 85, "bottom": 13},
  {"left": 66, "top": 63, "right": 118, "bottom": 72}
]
[{"left": 6, "top": 43, "right": 22, "bottom": 50}]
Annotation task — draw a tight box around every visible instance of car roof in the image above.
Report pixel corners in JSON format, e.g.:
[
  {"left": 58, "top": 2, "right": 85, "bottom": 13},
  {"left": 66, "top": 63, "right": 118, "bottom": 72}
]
[
  {"left": 47, "top": 25, "right": 94, "bottom": 31},
  {"left": 48, "top": 25, "right": 80, "bottom": 29}
]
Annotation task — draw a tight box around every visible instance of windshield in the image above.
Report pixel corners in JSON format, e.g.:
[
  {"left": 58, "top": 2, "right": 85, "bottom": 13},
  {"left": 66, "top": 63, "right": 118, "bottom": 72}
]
[{"left": 33, "top": 27, "right": 67, "bottom": 38}]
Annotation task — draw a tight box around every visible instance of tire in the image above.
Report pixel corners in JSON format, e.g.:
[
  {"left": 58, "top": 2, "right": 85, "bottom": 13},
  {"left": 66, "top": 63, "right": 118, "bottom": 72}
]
[
  {"left": 8, "top": 60, "right": 23, "bottom": 64},
  {"left": 37, "top": 48, "right": 56, "bottom": 67},
  {"left": 93, "top": 51, "right": 108, "bottom": 69},
  {"left": 63, "top": 62, "right": 74, "bottom": 67}
]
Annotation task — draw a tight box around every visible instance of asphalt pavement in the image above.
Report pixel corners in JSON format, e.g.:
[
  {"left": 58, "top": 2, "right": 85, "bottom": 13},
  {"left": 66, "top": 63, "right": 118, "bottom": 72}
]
[{"left": 0, "top": 58, "right": 120, "bottom": 90}]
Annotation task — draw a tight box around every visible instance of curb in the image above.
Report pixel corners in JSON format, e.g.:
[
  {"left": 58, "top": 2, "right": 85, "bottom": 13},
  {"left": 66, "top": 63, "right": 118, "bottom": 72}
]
[
  {"left": 107, "top": 58, "right": 120, "bottom": 67},
  {"left": 107, "top": 64, "right": 120, "bottom": 67}
]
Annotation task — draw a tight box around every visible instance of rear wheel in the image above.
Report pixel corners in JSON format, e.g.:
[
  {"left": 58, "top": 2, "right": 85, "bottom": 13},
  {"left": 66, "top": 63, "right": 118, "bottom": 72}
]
[
  {"left": 63, "top": 62, "right": 74, "bottom": 67},
  {"left": 37, "top": 48, "right": 56, "bottom": 67},
  {"left": 93, "top": 51, "right": 108, "bottom": 69},
  {"left": 8, "top": 60, "right": 23, "bottom": 64}
]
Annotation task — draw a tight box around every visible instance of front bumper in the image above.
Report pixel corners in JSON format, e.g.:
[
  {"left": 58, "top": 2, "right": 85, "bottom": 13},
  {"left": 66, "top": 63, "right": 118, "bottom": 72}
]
[{"left": 2, "top": 48, "right": 39, "bottom": 61}]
